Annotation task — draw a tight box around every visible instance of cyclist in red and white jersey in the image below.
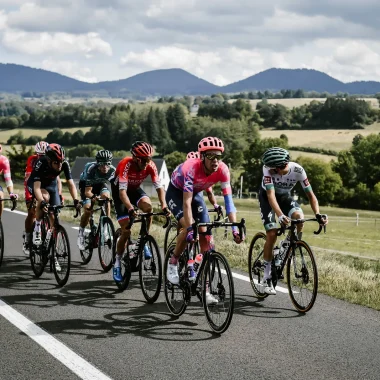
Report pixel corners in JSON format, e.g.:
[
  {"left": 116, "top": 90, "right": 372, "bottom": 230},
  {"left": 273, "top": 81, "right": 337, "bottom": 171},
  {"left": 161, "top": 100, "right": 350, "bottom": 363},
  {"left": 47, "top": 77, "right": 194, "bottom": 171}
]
[
  {"left": 111, "top": 141, "right": 170, "bottom": 282},
  {"left": 166, "top": 137, "right": 243, "bottom": 298},
  {"left": 0, "top": 144, "right": 18, "bottom": 218}
]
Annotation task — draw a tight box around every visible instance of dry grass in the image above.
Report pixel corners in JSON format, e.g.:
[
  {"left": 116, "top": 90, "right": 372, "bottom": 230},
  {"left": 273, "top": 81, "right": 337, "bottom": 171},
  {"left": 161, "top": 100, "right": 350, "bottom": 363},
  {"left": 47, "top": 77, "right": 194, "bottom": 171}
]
[
  {"left": 260, "top": 123, "right": 380, "bottom": 151},
  {"left": 288, "top": 150, "right": 337, "bottom": 162}
]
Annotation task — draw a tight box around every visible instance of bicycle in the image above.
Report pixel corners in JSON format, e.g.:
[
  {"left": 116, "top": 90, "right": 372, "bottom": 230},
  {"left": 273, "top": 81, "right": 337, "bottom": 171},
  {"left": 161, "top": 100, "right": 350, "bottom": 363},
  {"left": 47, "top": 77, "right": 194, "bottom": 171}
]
[
  {"left": 0, "top": 197, "right": 18, "bottom": 268},
  {"left": 29, "top": 204, "right": 80, "bottom": 287},
  {"left": 113, "top": 210, "right": 170, "bottom": 303},
  {"left": 248, "top": 217, "right": 326, "bottom": 313},
  {"left": 79, "top": 198, "right": 115, "bottom": 272},
  {"left": 164, "top": 217, "right": 246, "bottom": 334}
]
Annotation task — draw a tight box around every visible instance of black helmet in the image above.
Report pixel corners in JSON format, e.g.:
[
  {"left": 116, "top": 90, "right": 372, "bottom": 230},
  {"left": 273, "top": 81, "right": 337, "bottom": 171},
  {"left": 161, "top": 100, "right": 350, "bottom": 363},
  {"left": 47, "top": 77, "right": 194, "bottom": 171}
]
[
  {"left": 262, "top": 147, "right": 290, "bottom": 168},
  {"left": 96, "top": 149, "right": 113, "bottom": 164}
]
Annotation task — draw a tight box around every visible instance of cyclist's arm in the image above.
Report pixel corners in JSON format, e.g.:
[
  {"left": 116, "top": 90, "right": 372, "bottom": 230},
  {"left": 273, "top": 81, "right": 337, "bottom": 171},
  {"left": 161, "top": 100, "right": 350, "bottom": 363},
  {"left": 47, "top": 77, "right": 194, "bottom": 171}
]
[
  {"left": 3, "top": 158, "right": 14, "bottom": 195},
  {"left": 156, "top": 187, "right": 168, "bottom": 209},
  {"left": 305, "top": 190, "right": 321, "bottom": 215},
  {"left": 206, "top": 188, "right": 217, "bottom": 206},
  {"left": 33, "top": 181, "right": 44, "bottom": 203},
  {"left": 57, "top": 176, "right": 63, "bottom": 195},
  {"left": 67, "top": 179, "right": 78, "bottom": 201},
  {"left": 119, "top": 188, "right": 134, "bottom": 211},
  {"left": 183, "top": 191, "right": 194, "bottom": 229},
  {"left": 266, "top": 189, "right": 284, "bottom": 218}
]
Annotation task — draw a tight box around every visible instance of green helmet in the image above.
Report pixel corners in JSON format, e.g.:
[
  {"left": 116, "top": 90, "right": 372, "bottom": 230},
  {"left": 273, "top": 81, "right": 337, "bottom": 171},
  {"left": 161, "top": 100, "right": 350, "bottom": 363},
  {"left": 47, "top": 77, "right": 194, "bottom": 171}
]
[
  {"left": 261, "top": 147, "right": 290, "bottom": 167},
  {"left": 96, "top": 149, "right": 113, "bottom": 164}
]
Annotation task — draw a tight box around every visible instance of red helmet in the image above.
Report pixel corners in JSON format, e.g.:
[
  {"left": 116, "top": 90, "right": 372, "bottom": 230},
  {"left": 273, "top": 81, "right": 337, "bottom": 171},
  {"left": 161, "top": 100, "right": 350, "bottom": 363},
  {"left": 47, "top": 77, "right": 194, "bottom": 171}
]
[
  {"left": 131, "top": 141, "right": 154, "bottom": 158},
  {"left": 46, "top": 143, "right": 65, "bottom": 161},
  {"left": 186, "top": 151, "right": 200, "bottom": 160},
  {"left": 198, "top": 137, "right": 224, "bottom": 153}
]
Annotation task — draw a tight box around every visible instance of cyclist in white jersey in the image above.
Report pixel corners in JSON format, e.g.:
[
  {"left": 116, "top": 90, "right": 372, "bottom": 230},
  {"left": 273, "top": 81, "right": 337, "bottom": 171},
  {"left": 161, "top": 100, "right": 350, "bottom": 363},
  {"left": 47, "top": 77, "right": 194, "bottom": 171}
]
[{"left": 259, "top": 147, "right": 328, "bottom": 295}]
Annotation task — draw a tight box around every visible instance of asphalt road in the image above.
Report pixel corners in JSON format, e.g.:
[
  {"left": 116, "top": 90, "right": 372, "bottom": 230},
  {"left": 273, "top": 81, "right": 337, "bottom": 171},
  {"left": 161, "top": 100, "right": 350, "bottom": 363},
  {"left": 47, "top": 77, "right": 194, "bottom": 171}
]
[{"left": 0, "top": 209, "right": 379, "bottom": 380}]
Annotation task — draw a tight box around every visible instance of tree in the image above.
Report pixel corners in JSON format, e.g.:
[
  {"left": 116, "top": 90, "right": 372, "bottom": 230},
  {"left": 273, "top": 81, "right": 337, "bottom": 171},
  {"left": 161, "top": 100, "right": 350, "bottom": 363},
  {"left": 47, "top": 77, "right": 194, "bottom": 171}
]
[
  {"left": 7, "top": 145, "right": 33, "bottom": 179},
  {"left": 67, "top": 144, "right": 104, "bottom": 161},
  {"left": 163, "top": 151, "right": 186, "bottom": 173}
]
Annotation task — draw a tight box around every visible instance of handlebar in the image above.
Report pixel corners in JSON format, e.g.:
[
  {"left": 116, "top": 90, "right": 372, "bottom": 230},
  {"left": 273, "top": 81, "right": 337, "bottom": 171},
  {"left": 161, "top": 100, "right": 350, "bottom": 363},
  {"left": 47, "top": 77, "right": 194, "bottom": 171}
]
[
  {"left": 207, "top": 207, "right": 224, "bottom": 221},
  {"left": 192, "top": 218, "right": 246, "bottom": 241},
  {"left": 47, "top": 204, "right": 81, "bottom": 218},
  {"left": 276, "top": 217, "right": 327, "bottom": 236},
  {"left": 128, "top": 210, "right": 171, "bottom": 230},
  {"left": 0, "top": 198, "right": 18, "bottom": 211}
]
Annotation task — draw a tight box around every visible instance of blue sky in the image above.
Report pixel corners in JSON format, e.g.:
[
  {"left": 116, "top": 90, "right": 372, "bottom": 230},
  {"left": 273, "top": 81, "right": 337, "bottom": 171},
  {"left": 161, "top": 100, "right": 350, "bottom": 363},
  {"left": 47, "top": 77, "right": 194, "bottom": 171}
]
[{"left": 1, "top": 0, "right": 380, "bottom": 85}]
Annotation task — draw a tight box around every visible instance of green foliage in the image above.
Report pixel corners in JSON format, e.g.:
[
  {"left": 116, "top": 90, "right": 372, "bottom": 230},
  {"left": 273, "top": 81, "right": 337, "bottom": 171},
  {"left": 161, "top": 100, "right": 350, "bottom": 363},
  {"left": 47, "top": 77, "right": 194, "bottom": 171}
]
[
  {"left": 67, "top": 144, "right": 104, "bottom": 161},
  {"left": 163, "top": 151, "right": 186, "bottom": 173},
  {"left": 7, "top": 144, "right": 33, "bottom": 179}
]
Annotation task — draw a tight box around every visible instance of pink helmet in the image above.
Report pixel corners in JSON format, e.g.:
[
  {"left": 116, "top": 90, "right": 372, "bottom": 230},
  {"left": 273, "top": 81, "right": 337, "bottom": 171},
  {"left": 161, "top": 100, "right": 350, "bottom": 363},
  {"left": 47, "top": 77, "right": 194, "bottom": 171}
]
[
  {"left": 35, "top": 141, "right": 48, "bottom": 155},
  {"left": 186, "top": 151, "right": 200, "bottom": 160},
  {"left": 198, "top": 137, "right": 224, "bottom": 153}
]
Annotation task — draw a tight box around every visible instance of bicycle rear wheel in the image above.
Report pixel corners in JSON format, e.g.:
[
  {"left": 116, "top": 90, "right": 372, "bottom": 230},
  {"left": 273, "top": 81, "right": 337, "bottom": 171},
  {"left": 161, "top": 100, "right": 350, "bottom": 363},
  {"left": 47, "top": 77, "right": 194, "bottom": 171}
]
[
  {"left": 52, "top": 226, "right": 71, "bottom": 287},
  {"left": 113, "top": 228, "right": 132, "bottom": 291},
  {"left": 203, "top": 251, "right": 234, "bottom": 334},
  {"left": 286, "top": 240, "right": 318, "bottom": 313},
  {"left": 29, "top": 221, "right": 48, "bottom": 278},
  {"left": 80, "top": 231, "right": 93, "bottom": 265},
  {"left": 248, "top": 232, "right": 269, "bottom": 299},
  {"left": 139, "top": 235, "right": 162, "bottom": 303},
  {"left": 164, "top": 219, "right": 178, "bottom": 254},
  {"left": 0, "top": 221, "right": 4, "bottom": 267},
  {"left": 98, "top": 216, "right": 115, "bottom": 272},
  {"left": 164, "top": 245, "right": 189, "bottom": 317}
]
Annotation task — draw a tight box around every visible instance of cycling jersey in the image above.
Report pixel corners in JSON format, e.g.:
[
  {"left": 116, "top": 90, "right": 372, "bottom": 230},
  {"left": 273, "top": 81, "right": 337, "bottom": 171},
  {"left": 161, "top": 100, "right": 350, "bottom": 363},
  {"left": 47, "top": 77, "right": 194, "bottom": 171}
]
[
  {"left": 27, "top": 156, "right": 72, "bottom": 188},
  {"left": 79, "top": 162, "right": 116, "bottom": 187},
  {"left": 112, "top": 157, "right": 162, "bottom": 191},
  {"left": 170, "top": 158, "right": 236, "bottom": 215},
  {"left": 24, "top": 154, "right": 39, "bottom": 185},
  {"left": 261, "top": 162, "right": 312, "bottom": 195},
  {"left": 0, "top": 155, "right": 13, "bottom": 188}
]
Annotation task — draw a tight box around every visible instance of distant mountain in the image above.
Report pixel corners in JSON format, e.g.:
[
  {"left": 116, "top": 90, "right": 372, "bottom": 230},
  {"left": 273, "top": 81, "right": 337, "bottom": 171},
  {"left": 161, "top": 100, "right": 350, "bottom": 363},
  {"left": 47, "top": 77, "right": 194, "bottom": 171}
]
[
  {"left": 0, "top": 63, "right": 93, "bottom": 92},
  {"left": 93, "top": 68, "right": 220, "bottom": 95},
  {"left": 1, "top": 63, "right": 380, "bottom": 96},
  {"left": 221, "top": 68, "right": 346, "bottom": 93}
]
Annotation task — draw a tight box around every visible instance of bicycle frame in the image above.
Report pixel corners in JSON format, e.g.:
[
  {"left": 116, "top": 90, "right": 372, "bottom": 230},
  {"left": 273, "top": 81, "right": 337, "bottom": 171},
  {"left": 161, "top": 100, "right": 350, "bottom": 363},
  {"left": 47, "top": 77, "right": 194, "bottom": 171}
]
[{"left": 88, "top": 198, "right": 113, "bottom": 246}]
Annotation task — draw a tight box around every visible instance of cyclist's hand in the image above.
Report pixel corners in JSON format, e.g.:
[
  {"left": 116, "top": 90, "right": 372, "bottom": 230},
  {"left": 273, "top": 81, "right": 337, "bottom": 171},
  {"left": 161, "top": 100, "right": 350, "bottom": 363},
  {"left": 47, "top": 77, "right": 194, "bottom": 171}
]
[
  {"left": 186, "top": 227, "right": 196, "bottom": 243},
  {"left": 40, "top": 200, "right": 48, "bottom": 213},
  {"left": 59, "top": 194, "right": 64, "bottom": 205},
  {"left": 316, "top": 213, "right": 328, "bottom": 226},
  {"left": 233, "top": 230, "right": 244, "bottom": 244},
  {"left": 9, "top": 193, "right": 18, "bottom": 200},
  {"left": 74, "top": 199, "right": 81, "bottom": 211},
  {"left": 214, "top": 204, "right": 223, "bottom": 212},
  {"left": 278, "top": 214, "right": 290, "bottom": 226},
  {"left": 128, "top": 207, "right": 137, "bottom": 219},
  {"left": 162, "top": 205, "right": 171, "bottom": 217}
]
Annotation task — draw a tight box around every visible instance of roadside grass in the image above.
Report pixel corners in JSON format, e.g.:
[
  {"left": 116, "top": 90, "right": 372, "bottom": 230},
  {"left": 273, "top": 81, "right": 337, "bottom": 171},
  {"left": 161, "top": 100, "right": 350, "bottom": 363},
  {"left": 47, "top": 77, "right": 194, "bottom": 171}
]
[
  {"left": 260, "top": 123, "right": 380, "bottom": 152},
  {"left": 10, "top": 187, "right": 380, "bottom": 310}
]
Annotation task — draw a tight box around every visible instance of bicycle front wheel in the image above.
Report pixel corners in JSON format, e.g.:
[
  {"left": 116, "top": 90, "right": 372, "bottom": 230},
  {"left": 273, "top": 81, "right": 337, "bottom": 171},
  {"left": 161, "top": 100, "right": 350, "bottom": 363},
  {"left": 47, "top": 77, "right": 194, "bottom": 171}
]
[
  {"left": 248, "top": 232, "right": 268, "bottom": 299},
  {"left": 139, "top": 235, "right": 162, "bottom": 303},
  {"left": 98, "top": 216, "right": 115, "bottom": 272},
  {"left": 0, "top": 221, "right": 4, "bottom": 267},
  {"left": 164, "top": 219, "right": 178, "bottom": 254},
  {"left": 203, "top": 251, "right": 234, "bottom": 334},
  {"left": 52, "top": 226, "right": 71, "bottom": 287},
  {"left": 286, "top": 240, "right": 318, "bottom": 313}
]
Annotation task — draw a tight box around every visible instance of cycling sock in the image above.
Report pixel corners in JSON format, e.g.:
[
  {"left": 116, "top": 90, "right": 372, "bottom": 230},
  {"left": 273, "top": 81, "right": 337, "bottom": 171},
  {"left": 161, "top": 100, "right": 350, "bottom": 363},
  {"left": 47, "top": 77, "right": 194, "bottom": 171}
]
[
  {"left": 79, "top": 227, "right": 84, "bottom": 235},
  {"left": 264, "top": 260, "right": 271, "bottom": 280},
  {"left": 169, "top": 255, "right": 179, "bottom": 265},
  {"left": 34, "top": 221, "right": 41, "bottom": 231},
  {"left": 114, "top": 254, "right": 121, "bottom": 267}
]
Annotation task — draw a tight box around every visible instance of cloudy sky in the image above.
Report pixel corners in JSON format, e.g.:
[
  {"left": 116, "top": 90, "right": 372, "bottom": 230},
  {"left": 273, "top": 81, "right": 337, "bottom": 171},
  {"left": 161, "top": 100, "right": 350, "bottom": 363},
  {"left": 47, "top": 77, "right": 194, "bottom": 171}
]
[{"left": 1, "top": 0, "right": 380, "bottom": 85}]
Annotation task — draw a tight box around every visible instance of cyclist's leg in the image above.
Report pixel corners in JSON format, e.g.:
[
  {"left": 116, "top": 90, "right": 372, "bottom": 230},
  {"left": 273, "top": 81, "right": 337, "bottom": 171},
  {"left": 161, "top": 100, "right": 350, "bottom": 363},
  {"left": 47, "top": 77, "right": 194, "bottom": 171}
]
[
  {"left": 33, "top": 189, "right": 50, "bottom": 245},
  {"left": 192, "top": 192, "right": 210, "bottom": 253},
  {"left": 77, "top": 181, "right": 95, "bottom": 249},
  {"left": 281, "top": 194, "right": 304, "bottom": 239},
  {"left": 0, "top": 186, "right": 4, "bottom": 218},
  {"left": 99, "top": 182, "right": 111, "bottom": 217}
]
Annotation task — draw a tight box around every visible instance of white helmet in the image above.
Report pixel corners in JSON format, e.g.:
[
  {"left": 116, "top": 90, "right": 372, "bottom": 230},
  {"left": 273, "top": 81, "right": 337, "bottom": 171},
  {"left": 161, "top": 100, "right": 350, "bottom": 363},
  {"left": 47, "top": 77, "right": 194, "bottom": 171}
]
[{"left": 35, "top": 141, "right": 49, "bottom": 155}]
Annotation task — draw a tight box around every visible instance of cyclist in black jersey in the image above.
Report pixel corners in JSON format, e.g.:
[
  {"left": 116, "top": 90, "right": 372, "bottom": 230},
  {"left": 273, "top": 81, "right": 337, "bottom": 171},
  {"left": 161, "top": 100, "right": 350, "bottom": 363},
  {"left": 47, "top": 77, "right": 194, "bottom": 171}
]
[{"left": 27, "top": 143, "right": 80, "bottom": 246}]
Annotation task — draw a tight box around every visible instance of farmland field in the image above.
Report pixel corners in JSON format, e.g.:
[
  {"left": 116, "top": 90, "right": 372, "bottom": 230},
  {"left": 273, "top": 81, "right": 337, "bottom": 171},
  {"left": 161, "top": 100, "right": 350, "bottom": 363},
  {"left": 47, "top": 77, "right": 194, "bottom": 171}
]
[{"left": 288, "top": 150, "right": 336, "bottom": 162}]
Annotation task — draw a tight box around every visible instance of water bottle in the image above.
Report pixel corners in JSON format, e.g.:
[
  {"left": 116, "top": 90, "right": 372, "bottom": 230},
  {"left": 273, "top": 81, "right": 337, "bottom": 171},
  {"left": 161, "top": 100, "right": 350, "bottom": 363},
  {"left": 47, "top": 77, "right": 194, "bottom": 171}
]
[
  {"left": 44, "top": 229, "right": 52, "bottom": 249},
  {"left": 187, "top": 259, "right": 196, "bottom": 281},
  {"left": 129, "top": 243, "right": 137, "bottom": 259},
  {"left": 276, "top": 235, "right": 290, "bottom": 266},
  {"left": 193, "top": 253, "right": 203, "bottom": 274}
]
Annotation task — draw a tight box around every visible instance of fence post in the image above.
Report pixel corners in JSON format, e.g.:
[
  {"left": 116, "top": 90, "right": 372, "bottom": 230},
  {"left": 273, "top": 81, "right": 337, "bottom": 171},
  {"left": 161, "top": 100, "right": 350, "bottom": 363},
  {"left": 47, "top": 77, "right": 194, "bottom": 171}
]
[{"left": 356, "top": 213, "right": 359, "bottom": 226}]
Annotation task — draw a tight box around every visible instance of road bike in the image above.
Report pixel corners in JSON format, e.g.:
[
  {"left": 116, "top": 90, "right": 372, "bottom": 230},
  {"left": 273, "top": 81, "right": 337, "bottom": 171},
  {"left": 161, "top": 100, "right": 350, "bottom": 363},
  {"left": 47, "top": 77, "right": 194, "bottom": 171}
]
[
  {"left": 0, "top": 197, "right": 18, "bottom": 268},
  {"left": 248, "top": 217, "right": 326, "bottom": 312},
  {"left": 164, "top": 217, "right": 245, "bottom": 334},
  {"left": 29, "top": 204, "right": 80, "bottom": 287},
  {"left": 113, "top": 210, "right": 170, "bottom": 303},
  {"left": 79, "top": 198, "right": 115, "bottom": 272}
]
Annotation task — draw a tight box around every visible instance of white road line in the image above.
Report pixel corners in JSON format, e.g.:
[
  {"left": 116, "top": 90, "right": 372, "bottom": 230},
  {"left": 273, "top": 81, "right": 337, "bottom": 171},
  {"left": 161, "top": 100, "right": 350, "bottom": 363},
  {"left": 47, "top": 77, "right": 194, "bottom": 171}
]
[
  {"left": 0, "top": 299, "right": 113, "bottom": 380},
  {"left": 5, "top": 208, "right": 27, "bottom": 216}
]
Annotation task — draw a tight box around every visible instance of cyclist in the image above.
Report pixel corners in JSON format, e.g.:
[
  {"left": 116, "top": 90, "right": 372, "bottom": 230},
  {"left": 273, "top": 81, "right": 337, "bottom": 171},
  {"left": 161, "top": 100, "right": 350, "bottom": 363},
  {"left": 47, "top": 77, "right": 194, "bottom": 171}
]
[
  {"left": 259, "top": 147, "right": 328, "bottom": 295},
  {"left": 77, "top": 149, "right": 116, "bottom": 250},
  {"left": 0, "top": 144, "right": 18, "bottom": 218},
  {"left": 27, "top": 143, "right": 80, "bottom": 248},
  {"left": 111, "top": 141, "right": 170, "bottom": 282},
  {"left": 166, "top": 137, "right": 243, "bottom": 304}
]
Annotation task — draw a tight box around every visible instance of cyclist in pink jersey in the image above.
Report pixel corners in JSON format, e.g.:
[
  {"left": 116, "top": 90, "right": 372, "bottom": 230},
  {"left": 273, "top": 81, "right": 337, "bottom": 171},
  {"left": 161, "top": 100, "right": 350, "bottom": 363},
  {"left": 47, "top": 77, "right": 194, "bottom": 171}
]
[
  {"left": 0, "top": 145, "right": 18, "bottom": 218},
  {"left": 166, "top": 137, "right": 243, "bottom": 299}
]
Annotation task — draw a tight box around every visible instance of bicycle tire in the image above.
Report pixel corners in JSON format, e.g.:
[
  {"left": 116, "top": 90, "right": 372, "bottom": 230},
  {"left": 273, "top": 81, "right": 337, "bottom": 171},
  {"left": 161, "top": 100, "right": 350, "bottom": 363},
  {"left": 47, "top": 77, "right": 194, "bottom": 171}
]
[
  {"left": 52, "top": 226, "right": 71, "bottom": 287},
  {"left": 163, "top": 245, "right": 189, "bottom": 317},
  {"left": 0, "top": 221, "right": 4, "bottom": 267},
  {"left": 164, "top": 219, "right": 178, "bottom": 255},
  {"left": 29, "top": 221, "right": 48, "bottom": 278},
  {"left": 248, "top": 232, "right": 269, "bottom": 299},
  {"left": 113, "top": 228, "right": 132, "bottom": 291},
  {"left": 286, "top": 240, "right": 318, "bottom": 313},
  {"left": 202, "top": 251, "right": 234, "bottom": 334},
  {"left": 80, "top": 230, "right": 93, "bottom": 265},
  {"left": 98, "top": 216, "right": 115, "bottom": 272},
  {"left": 139, "top": 235, "right": 162, "bottom": 303}
]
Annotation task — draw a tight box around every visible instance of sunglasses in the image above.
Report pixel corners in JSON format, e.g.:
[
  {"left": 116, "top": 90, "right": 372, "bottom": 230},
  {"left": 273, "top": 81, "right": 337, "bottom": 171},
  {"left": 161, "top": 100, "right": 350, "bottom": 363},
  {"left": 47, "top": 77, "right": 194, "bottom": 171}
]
[
  {"left": 99, "top": 162, "right": 111, "bottom": 167},
  {"left": 205, "top": 153, "right": 223, "bottom": 161}
]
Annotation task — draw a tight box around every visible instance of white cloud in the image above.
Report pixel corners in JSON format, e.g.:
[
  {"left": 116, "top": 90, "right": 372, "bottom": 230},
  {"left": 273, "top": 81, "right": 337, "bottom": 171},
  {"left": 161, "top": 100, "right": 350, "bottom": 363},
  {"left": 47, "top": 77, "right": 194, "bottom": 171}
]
[
  {"left": 0, "top": 10, "right": 7, "bottom": 30},
  {"left": 2, "top": 31, "right": 112, "bottom": 56}
]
